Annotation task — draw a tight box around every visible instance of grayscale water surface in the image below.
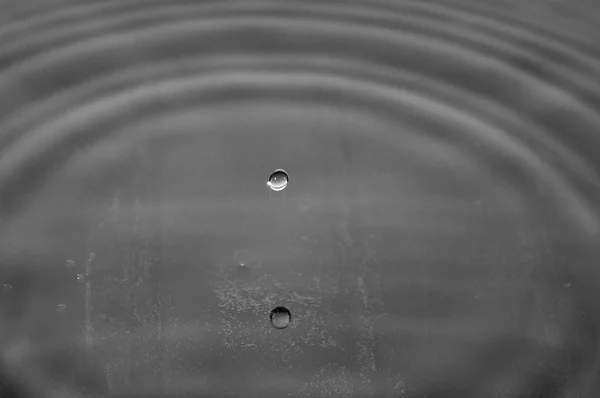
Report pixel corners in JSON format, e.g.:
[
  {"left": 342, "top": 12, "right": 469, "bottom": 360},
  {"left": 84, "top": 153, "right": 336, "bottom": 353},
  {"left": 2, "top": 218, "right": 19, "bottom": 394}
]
[{"left": 1, "top": 1, "right": 600, "bottom": 397}]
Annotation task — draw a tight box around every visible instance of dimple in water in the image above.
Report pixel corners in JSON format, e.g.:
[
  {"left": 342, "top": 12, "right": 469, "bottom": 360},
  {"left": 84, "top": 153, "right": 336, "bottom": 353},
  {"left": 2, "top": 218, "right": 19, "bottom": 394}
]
[
  {"left": 56, "top": 303, "right": 67, "bottom": 312},
  {"left": 267, "top": 169, "right": 289, "bottom": 192},
  {"left": 270, "top": 306, "right": 291, "bottom": 329}
]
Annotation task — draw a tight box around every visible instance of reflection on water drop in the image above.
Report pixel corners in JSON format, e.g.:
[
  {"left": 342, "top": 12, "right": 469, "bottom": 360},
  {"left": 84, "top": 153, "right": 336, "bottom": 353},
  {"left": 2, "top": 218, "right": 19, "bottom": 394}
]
[
  {"left": 56, "top": 304, "right": 67, "bottom": 312},
  {"left": 239, "top": 263, "right": 246, "bottom": 268},
  {"left": 76, "top": 274, "right": 85, "bottom": 283},
  {"left": 267, "top": 169, "right": 289, "bottom": 192},
  {"left": 270, "top": 306, "right": 292, "bottom": 329},
  {"left": 65, "top": 259, "right": 75, "bottom": 269},
  {"left": 2, "top": 284, "right": 12, "bottom": 293}
]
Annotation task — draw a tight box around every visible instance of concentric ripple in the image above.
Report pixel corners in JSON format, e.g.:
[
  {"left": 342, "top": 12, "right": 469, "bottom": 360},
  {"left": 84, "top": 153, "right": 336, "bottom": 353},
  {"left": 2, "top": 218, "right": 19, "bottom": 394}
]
[{"left": 0, "top": 1, "right": 599, "bottom": 397}]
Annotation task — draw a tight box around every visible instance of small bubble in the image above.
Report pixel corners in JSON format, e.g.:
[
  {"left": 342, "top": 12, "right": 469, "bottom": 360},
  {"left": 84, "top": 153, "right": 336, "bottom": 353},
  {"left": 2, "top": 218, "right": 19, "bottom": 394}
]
[
  {"left": 56, "top": 304, "right": 67, "bottom": 312},
  {"left": 270, "top": 306, "right": 291, "bottom": 330},
  {"left": 267, "top": 169, "right": 289, "bottom": 192},
  {"left": 65, "top": 259, "right": 75, "bottom": 269},
  {"left": 2, "top": 284, "right": 12, "bottom": 293},
  {"left": 76, "top": 274, "right": 86, "bottom": 283}
]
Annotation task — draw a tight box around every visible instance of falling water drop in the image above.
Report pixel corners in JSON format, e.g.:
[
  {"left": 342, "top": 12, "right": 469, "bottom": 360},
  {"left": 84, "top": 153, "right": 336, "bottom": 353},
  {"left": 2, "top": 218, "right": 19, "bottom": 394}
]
[
  {"left": 270, "top": 306, "right": 291, "bottom": 329},
  {"left": 56, "top": 304, "right": 67, "bottom": 312},
  {"left": 76, "top": 274, "right": 86, "bottom": 283},
  {"left": 267, "top": 169, "right": 289, "bottom": 192}
]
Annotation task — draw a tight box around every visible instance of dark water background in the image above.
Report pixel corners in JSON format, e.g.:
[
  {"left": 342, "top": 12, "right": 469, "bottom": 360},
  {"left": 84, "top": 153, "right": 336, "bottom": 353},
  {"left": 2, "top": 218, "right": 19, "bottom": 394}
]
[{"left": 1, "top": 0, "right": 600, "bottom": 397}]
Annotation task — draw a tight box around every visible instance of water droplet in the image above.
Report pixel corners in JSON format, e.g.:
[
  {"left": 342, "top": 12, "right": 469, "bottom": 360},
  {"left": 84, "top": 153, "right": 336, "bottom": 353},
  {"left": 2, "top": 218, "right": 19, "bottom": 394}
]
[
  {"left": 65, "top": 259, "right": 75, "bottom": 269},
  {"left": 564, "top": 283, "right": 571, "bottom": 288},
  {"left": 239, "top": 263, "right": 246, "bottom": 268},
  {"left": 56, "top": 304, "right": 67, "bottom": 312},
  {"left": 270, "top": 306, "right": 291, "bottom": 330},
  {"left": 76, "top": 274, "right": 86, "bottom": 283},
  {"left": 267, "top": 169, "right": 289, "bottom": 192},
  {"left": 2, "top": 284, "right": 12, "bottom": 293}
]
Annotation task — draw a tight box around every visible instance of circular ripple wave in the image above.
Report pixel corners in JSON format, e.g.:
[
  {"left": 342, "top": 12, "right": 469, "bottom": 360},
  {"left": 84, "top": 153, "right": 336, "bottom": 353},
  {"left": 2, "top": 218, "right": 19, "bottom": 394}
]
[{"left": 1, "top": 1, "right": 600, "bottom": 398}]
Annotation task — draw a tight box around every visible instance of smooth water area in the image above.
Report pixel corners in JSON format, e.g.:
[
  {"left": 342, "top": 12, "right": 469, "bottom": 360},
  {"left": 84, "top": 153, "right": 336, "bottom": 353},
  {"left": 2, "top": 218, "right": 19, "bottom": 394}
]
[{"left": 0, "top": 0, "right": 600, "bottom": 397}]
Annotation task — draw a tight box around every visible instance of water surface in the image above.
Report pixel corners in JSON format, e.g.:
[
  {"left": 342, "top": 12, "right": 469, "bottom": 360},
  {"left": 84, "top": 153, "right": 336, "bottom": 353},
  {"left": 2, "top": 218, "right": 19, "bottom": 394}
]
[{"left": 1, "top": 0, "right": 600, "bottom": 397}]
